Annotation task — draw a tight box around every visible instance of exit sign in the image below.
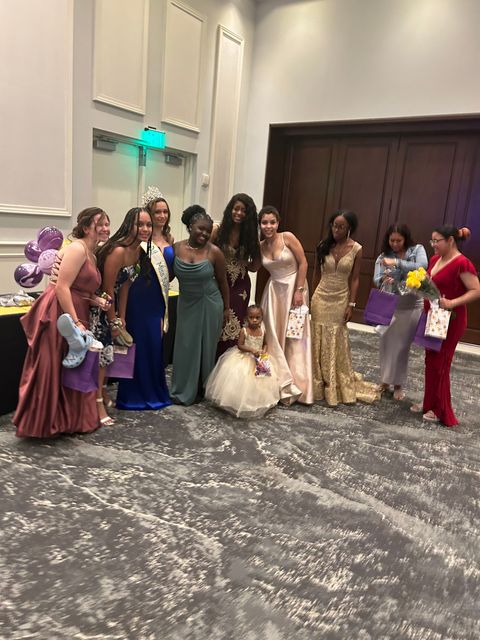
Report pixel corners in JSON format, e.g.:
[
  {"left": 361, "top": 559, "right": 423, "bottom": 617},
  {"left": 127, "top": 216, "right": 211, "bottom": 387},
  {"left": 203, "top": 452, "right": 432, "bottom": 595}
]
[{"left": 141, "top": 128, "right": 166, "bottom": 149}]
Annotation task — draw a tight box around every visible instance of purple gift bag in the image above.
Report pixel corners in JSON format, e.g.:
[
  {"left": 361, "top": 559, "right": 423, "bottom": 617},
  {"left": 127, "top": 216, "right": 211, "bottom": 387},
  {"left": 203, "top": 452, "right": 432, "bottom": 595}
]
[
  {"left": 363, "top": 288, "right": 398, "bottom": 326},
  {"left": 62, "top": 350, "right": 99, "bottom": 393},
  {"left": 106, "top": 344, "right": 136, "bottom": 379},
  {"left": 413, "top": 312, "right": 443, "bottom": 352}
]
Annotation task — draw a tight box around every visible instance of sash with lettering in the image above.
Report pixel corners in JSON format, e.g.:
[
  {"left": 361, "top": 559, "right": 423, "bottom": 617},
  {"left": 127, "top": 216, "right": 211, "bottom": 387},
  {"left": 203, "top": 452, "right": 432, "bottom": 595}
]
[{"left": 141, "top": 242, "right": 170, "bottom": 332}]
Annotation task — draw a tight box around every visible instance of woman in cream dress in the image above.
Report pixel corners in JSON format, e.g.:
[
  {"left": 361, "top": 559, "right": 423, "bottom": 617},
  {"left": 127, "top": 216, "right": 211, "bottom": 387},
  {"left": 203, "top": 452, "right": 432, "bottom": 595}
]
[
  {"left": 311, "top": 210, "right": 380, "bottom": 406},
  {"left": 259, "top": 206, "right": 313, "bottom": 405}
]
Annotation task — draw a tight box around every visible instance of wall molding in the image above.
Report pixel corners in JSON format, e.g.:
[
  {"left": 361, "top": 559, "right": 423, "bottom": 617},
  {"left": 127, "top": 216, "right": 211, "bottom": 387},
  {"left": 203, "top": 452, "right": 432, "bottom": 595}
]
[
  {"left": 0, "top": 241, "right": 27, "bottom": 259},
  {"left": 162, "top": 0, "right": 206, "bottom": 132},
  {"left": 93, "top": 0, "right": 149, "bottom": 115},
  {"left": 0, "top": 204, "right": 71, "bottom": 218},
  {"left": 208, "top": 25, "right": 244, "bottom": 214}
]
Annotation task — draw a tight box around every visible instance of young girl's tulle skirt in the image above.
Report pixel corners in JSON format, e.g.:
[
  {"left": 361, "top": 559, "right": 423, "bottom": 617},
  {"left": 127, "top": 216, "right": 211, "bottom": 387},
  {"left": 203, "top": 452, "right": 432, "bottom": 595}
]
[{"left": 205, "top": 347, "right": 280, "bottom": 418}]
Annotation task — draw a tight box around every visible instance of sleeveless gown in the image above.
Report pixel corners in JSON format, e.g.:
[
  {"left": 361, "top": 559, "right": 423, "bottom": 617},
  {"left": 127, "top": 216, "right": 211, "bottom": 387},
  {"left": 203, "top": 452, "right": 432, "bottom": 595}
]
[
  {"left": 216, "top": 247, "right": 251, "bottom": 358},
  {"left": 261, "top": 237, "right": 313, "bottom": 405},
  {"left": 311, "top": 242, "right": 380, "bottom": 406},
  {"left": 422, "top": 254, "right": 477, "bottom": 426},
  {"left": 116, "top": 245, "right": 174, "bottom": 410},
  {"left": 14, "top": 258, "right": 101, "bottom": 438},
  {"left": 206, "top": 327, "right": 280, "bottom": 418},
  {"left": 171, "top": 257, "right": 223, "bottom": 405}
]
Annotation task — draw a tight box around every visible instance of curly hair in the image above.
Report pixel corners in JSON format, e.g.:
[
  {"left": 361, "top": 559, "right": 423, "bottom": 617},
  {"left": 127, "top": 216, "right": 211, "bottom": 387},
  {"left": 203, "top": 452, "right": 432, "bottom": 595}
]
[
  {"left": 181, "top": 204, "right": 213, "bottom": 229},
  {"left": 316, "top": 210, "right": 358, "bottom": 266},
  {"left": 96, "top": 207, "right": 152, "bottom": 279},
  {"left": 216, "top": 193, "right": 260, "bottom": 262},
  {"left": 146, "top": 197, "right": 172, "bottom": 242},
  {"left": 380, "top": 223, "right": 415, "bottom": 255},
  {"left": 72, "top": 207, "right": 107, "bottom": 239}
]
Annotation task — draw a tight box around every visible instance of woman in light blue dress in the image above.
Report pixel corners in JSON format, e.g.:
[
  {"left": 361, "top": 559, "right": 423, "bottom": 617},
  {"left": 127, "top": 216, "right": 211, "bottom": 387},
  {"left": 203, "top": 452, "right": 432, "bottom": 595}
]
[{"left": 373, "top": 223, "right": 428, "bottom": 400}]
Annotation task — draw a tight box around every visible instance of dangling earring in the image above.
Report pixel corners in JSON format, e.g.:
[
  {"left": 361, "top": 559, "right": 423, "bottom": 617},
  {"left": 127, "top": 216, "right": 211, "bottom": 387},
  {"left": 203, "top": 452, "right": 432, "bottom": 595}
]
[{"left": 347, "top": 229, "right": 350, "bottom": 239}]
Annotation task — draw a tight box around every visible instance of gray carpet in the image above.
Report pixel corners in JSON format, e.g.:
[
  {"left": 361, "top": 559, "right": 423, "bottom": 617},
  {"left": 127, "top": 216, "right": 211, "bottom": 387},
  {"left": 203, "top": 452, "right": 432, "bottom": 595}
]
[{"left": 1, "top": 330, "right": 479, "bottom": 639}]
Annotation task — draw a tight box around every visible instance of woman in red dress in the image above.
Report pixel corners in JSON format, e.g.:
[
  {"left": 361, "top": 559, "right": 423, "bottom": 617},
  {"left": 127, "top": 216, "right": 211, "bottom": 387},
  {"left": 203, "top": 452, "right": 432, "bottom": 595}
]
[
  {"left": 14, "top": 208, "right": 111, "bottom": 438},
  {"left": 411, "top": 225, "right": 480, "bottom": 426}
]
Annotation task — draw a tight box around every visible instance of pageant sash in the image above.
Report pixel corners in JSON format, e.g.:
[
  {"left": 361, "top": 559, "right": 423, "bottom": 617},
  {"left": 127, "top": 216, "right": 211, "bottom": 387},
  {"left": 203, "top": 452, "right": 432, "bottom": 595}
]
[{"left": 141, "top": 242, "right": 170, "bottom": 332}]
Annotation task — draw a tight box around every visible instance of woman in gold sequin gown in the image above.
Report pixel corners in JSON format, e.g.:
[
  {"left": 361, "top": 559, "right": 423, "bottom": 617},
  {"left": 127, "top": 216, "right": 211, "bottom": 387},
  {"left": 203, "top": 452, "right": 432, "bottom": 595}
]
[
  {"left": 212, "top": 194, "right": 261, "bottom": 358},
  {"left": 311, "top": 210, "right": 380, "bottom": 406}
]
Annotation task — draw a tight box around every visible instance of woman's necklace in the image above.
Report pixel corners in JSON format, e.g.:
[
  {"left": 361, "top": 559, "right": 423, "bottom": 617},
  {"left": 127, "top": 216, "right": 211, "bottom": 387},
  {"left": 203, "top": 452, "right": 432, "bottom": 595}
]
[
  {"left": 187, "top": 240, "right": 201, "bottom": 250},
  {"left": 331, "top": 240, "right": 350, "bottom": 261}
]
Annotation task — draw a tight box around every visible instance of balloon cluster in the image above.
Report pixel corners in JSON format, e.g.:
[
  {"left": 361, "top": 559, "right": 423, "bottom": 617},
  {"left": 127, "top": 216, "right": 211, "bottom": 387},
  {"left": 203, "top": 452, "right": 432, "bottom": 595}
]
[{"left": 14, "top": 226, "right": 64, "bottom": 288}]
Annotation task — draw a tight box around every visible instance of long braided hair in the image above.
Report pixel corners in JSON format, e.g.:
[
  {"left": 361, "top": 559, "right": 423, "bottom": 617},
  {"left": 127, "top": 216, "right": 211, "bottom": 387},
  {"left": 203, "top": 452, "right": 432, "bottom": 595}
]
[{"left": 96, "top": 207, "right": 152, "bottom": 279}]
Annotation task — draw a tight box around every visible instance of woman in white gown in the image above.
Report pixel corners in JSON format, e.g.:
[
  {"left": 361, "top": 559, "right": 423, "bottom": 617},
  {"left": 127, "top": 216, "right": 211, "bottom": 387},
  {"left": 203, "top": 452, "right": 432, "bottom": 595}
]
[{"left": 259, "top": 206, "right": 313, "bottom": 405}]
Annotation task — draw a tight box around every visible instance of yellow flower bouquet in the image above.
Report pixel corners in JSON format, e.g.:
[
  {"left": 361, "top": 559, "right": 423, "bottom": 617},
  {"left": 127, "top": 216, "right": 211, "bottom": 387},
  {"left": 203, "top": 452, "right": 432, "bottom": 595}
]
[{"left": 404, "top": 267, "right": 439, "bottom": 300}]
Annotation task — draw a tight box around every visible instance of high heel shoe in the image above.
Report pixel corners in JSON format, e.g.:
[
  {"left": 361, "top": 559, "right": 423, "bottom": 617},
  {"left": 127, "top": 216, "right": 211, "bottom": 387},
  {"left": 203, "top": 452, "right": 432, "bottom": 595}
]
[
  {"left": 96, "top": 398, "right": 115, "bottom": 426},
  {"left": 393, "top": 387, "right": 406, "bottom": 401}
]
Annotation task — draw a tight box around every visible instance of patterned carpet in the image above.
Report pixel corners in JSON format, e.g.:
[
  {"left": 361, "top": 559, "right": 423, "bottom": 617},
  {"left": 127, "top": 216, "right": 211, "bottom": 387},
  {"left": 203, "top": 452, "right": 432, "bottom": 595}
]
[{"left": 1, "top": 330, "right": 479, "bottom": 639}]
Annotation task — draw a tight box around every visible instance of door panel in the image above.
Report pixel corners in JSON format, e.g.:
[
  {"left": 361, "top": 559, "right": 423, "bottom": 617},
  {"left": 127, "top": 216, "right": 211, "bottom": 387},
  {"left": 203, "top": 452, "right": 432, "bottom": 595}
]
[
  {"left": 262, "top": 119, "right": 480, "bottom": 343},
  {"left": 333, "top": 138, "right": 397, "bottom": 260},
  {"left": 282, "top": 139, "right": 336, "bottom": 286},
  {"left": 390, "top": 136, "right": 468, "bottom": 248},
  {"left": 93, "top": 142, "right": 139, "bottom": 231},
  {"left": 145, "top": 149, "right": 188, "bottom": 245}
]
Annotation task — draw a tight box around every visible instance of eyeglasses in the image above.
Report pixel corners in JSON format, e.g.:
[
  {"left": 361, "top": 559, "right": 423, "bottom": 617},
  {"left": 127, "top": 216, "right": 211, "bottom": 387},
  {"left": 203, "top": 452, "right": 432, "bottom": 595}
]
[
  {"left": 331, "top": 223, "right": 348, "bottom": 231},
  {"left": 430, "top": 238, "right": 446, "bottom": 246}
]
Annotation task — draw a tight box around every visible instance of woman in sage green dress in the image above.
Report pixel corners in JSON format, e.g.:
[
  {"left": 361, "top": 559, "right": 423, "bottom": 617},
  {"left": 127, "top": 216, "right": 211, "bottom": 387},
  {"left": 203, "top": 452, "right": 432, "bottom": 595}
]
[{"left": 171, "top": 205, "right": 229, "bottom": 405}]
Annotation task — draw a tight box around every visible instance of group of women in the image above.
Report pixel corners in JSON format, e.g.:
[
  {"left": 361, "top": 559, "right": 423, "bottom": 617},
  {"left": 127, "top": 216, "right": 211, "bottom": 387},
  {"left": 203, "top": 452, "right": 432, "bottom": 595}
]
[{"left": 13, "top": 188, "right": 480, "bottom": 438}]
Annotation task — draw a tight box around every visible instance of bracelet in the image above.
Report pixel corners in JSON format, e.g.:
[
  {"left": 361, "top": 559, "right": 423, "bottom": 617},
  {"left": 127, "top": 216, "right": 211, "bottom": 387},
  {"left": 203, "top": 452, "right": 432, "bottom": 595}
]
[
  {"left": 109, "top": 318, "right": 122, "bottom": 329},
  {"left": 348, "top": 302, "right": 356, "bottom": 308},
  {"left": 74, "top": 319, "right": 82, "bottom": 326},
  {"left": 296, "top": 286, "right": 305, "bottom": 292}
]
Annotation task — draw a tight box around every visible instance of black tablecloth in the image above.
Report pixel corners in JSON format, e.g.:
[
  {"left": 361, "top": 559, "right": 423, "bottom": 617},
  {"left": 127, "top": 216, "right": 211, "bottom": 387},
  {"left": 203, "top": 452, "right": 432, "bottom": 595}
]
[{"left": 0, "top": 296, "right": 177, "bottom": 416}]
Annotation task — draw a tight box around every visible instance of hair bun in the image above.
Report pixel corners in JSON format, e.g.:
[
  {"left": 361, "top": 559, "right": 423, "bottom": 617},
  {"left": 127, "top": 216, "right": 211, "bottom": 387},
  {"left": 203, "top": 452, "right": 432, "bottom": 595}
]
[{"left": 458, "top": 227, "right": 471, "bottom": 240}]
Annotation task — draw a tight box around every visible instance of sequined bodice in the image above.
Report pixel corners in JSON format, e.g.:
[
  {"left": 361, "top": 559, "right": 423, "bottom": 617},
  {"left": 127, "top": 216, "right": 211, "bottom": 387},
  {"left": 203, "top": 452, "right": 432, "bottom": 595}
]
[{"left": 244, "top": 329, "right": 264, "bottom": 350}]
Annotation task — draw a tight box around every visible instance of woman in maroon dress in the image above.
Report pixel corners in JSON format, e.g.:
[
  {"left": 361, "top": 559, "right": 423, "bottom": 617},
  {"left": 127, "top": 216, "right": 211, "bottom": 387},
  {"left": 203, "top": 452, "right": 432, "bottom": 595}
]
[
  {"left": 411, "top": 225, "right": 480, "bottom": 426},
  {"left": 212, "top": 193, "right": 261, "bottom": 358},
  {"left": 14, "top": 208, "right": 111, "bottom": 438}
]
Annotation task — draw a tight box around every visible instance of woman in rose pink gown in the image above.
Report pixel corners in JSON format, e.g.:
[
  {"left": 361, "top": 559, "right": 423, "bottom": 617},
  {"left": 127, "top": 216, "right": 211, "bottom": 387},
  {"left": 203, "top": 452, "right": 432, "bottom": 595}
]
[{"left": 14, "top": 208, "right": 111, "bottom": 438}]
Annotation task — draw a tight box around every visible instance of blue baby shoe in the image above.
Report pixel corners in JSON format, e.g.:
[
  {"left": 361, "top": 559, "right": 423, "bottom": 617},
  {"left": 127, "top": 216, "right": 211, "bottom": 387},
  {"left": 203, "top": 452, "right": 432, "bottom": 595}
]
[{"left": 57, "top": 313, "right": 94, "bottom": 368}]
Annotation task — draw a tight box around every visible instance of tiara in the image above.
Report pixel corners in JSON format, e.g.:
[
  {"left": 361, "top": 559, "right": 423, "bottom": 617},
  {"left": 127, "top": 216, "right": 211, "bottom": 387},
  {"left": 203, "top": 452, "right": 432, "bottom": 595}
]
[{"left": 142, "top": 185, "right": 164, "bottom": 207}]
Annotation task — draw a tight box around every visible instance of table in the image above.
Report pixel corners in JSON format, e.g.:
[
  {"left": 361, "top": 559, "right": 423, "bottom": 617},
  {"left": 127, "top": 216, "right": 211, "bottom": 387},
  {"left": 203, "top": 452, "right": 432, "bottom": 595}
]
[{"left": 0, "top": 295, "right": 177, "bottom": 416}]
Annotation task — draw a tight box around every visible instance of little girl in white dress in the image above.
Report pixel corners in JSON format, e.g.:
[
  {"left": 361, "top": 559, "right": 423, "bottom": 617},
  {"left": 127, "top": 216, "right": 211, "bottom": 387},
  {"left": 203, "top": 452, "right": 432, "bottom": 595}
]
[{"left": 205, "top": 305, "right": 280, "bottom": 418}]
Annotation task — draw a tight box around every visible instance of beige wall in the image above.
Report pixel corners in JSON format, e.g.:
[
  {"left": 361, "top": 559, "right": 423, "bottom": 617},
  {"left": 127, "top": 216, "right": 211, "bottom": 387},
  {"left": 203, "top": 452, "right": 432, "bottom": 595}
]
[
  {"left": 0, "top": 0, "right": 256, "bottom": 293},
  {"left": 2, "top": 0, "right": 480, "bottom": 293},
  {"left": 241, "top": 0, "right": 480, "bottom": 205}
]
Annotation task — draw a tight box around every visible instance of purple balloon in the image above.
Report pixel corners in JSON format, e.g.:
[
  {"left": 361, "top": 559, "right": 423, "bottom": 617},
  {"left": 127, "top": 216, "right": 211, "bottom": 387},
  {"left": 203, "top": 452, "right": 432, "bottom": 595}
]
[
  {"left": 37, "top": 226, "right": 64, "bottom": 252},
  {"left": 38, "top": 249, "right": 58, "bottom": 275},
  {"left": 24, "top": 240, "right": 42, "bottom": 263},
  {"left": 14, "top": 263, "right": 43, "bottom": 289}
]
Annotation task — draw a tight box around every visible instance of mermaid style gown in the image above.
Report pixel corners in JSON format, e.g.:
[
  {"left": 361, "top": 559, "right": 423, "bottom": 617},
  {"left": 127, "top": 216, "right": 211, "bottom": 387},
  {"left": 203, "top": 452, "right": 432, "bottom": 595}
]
[
  {"left": 14, "top": 258, "right": 101, "bottom": 438},
  {"left": 171, "top": 257, "right": 223, "bottom": 405},
  {"left": 311, "top": 242, "right": 380, "bottom": 406},
  {"left": 260, "top": 237, "right": 313, "bottom": 405},
  {"left": 116, "top": 245, "right": 174, "bottom": 410}
]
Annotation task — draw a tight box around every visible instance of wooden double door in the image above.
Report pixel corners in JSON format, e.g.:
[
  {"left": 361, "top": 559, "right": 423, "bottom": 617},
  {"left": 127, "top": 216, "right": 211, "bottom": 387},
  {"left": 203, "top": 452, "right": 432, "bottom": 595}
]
[{"left": 262, "top": 116, "right": 480, "bottom": 344}]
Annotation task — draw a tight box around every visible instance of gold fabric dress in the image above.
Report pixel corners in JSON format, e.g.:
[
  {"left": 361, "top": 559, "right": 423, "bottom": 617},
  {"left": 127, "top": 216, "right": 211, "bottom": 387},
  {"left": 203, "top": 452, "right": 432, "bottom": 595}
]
[
  {"left": 261, "top": 236, "right": 314, "bottom": 405},
  {"left": 311, "top": 241, "right": 380, "bottom": 406}
]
